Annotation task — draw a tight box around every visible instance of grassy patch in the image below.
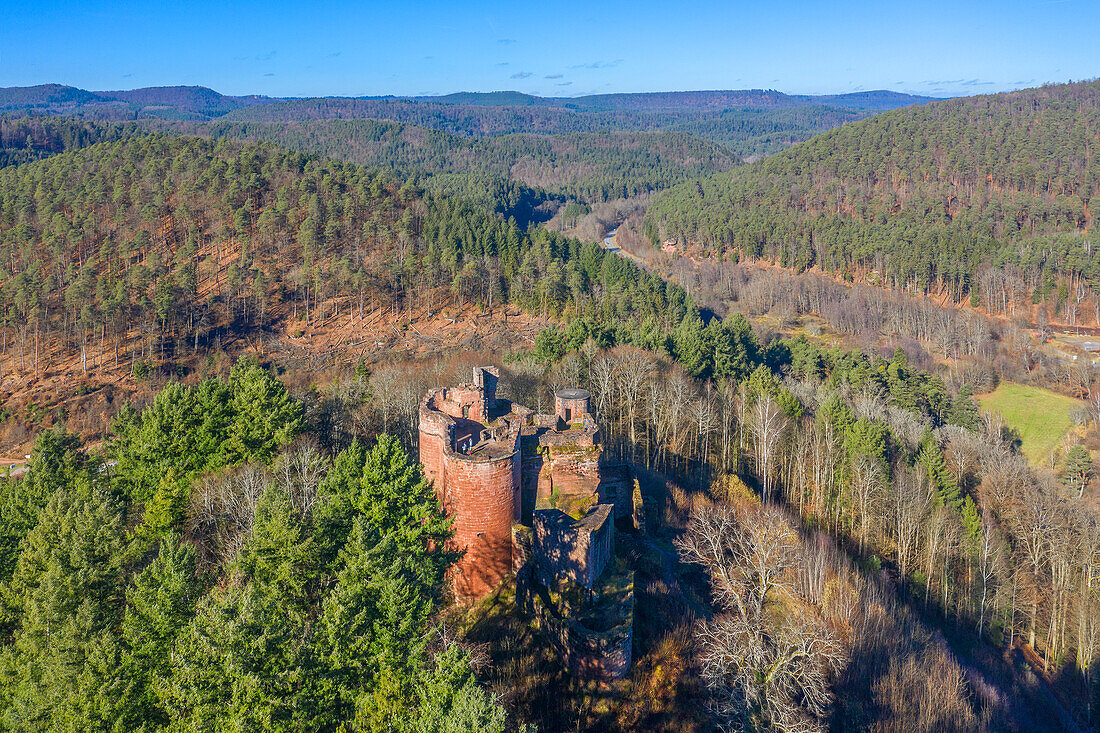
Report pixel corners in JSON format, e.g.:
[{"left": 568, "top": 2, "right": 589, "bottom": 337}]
[{"left": 977, "top": 383, "right": 1082, "bottom": 465}]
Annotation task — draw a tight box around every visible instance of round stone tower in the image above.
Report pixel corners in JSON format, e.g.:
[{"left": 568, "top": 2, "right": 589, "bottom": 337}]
[
  {"left": 418, "top": 372, "right": 521, "bottom": 599},
  {"left": 555, "top": 388, "right": 592, "bottom": 423},
  {"left": 444, "top": 450, "right": 520, "bottom": 598}
]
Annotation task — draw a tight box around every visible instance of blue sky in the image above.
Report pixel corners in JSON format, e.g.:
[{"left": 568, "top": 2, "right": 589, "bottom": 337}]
[{"left": 1, "top": 0, "right": 1096, "bottom": 98}]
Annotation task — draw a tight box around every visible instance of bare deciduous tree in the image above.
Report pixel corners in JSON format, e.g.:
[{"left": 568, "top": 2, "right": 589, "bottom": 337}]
[
  {"left": 677, "top": 502, "right": 845, "bottom": 732},
  {"left": 189, "top": 462, "right": 272, "bottom": 571},
  {"left": 751, "top": 395, "right": 786, "bottom": 504},
  {"left": 849, "top": 453, "right": 885, "bottom": 554},
  {"left": 276, "top": 440, "right": 326, "bottom": 517}
]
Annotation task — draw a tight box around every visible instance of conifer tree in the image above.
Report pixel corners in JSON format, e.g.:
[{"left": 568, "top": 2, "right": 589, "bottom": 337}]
[
  {"left": 121, "top": 533, "right": 200, "bottom": 728},
  {"left": 165, "top": 485, "right": 320, "bottom": 731},
  {"left": 406, "top": 643, "right": 511, "bottom": 733},
  {"left": 315, "top": 435, "right": 456, "bottom": 589},
  {"left": 1061, "top": 444, "right": 1094, "bottom": 499},
  {"left": 711, "top": 314, "right": 759, "bottom": 382},
  {"left": 673, "top": 311, "right": 711, "bottom": 379},
  {"left": 0, "top": 487, "right": 128, "bottom": 730},
  {"left": 225, "top": 358, "right": 304, "bottom": 464},
  {"left": 947, "top": 384, "right": 981, "bottom": 430},
  {"left": 0, "top": 428, "right": 90, "bottom": 583},
  {"left": 317, "top": 528, "right": 433, "bottom": 728}
]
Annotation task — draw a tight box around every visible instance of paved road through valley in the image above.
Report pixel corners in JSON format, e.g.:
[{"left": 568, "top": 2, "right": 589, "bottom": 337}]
[{"left": 601, "top": 227, "right": 648, "bottom": 269}]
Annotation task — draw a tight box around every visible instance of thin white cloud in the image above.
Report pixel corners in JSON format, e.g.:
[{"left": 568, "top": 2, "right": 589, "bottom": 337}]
[{"left": 569, "top": 59, "right": 622, "bottom": 70}]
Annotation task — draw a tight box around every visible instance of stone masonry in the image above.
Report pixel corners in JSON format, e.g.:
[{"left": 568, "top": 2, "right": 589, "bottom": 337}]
[{"left": 418, "top": 367, "right": 634, "bottom": 679}]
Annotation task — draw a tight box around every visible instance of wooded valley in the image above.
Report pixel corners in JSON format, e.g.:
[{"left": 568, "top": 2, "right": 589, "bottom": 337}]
[{"left": 0, "top": 75, "right": 1097, "bottom": 733}]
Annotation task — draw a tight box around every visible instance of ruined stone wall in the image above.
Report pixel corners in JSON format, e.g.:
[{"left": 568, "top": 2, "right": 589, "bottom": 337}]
[
  {"left": 516, "top": 565, "right": 634, "bottom": 681},
  {"left": 512, "top": 523, "right": 533, "bottom": 573},
  {"left": 588, "top": 513, "right": 613, "bottom": 587},
  {"left": 418, "top": 405, "right": 451, "bottom": 503},
  {"left": 547, "top": 443, "right": 601, "bottom": 473},
  {"left": 473, "top": 366, "right": 498, "bottom": 405},
  {"left": 534, "top": 443, "right": 604, "bottom": 519},
  {"left": 435, "top": 385, "right": 487, "bottom": 423},
  {"left": 533, "top": 505, "right": 613, "bottom": 591},
  {"left": 596, "top": 463, "right": 635, "bottom": 520},
  {"left": 419, "top": 383, "right": 521, "bottom": 599},
  {"left": 562, "top": 611, "right": 633, "bottom": 681}
]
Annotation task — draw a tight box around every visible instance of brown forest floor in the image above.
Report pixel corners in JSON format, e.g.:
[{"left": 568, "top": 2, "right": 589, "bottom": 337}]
[{"left": 0, "top": 292, "right": 548, "bottom": 463}]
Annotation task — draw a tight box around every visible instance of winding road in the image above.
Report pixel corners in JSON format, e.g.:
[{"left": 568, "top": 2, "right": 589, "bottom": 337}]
[{"left": 601, "top": 227, "right": 649, "bottom": 270}]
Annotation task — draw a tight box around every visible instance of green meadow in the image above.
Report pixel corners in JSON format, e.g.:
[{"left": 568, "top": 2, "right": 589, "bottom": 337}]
[{"left": 978, "top": 383, "right": 1083, "bottom": 465}]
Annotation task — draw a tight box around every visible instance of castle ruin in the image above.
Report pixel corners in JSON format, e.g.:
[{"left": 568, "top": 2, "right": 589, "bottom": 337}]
[{"left": 418, "top": 366, "right": 635, "bottom": 679}]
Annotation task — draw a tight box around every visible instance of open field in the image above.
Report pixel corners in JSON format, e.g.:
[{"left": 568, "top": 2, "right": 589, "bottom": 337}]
[{"left": 977, "top": 383, "right": 1083, "bottom": 465}]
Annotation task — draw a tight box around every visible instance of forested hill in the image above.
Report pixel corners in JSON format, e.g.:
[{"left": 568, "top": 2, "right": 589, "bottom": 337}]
[
  {"left": 0, "top": 84, "right": 276, "bottom": 119},
  {"left": 0, "top": 117, "right": 142, "bottom": 167},
  {"left": 2, "top": 84, "right": 934, "bottom": 160},
  {"left": 550, "top": 89, "right": 934, "bottom": 112},
  {"left": 0, "top": 132, "right": 693, "bottom": 380},
  {"left": 0, "top": 115, "right": 735, "bottom": 225},
  {"left": 186, "top": 120, "right": 739, "bottom": 203},
  {"left": 0, "top": 84, "right": 101, "bottom": 111},
  {"left": 414, "top": 89, "right": 935, "bottom": 112},
  {"left": 220, "top": 97, "right": 666, "bottom": 133},
  {"left": 220, "top": 97, "right": 882, "bottom": 160},
  {"left": 0, "top": 83, "right": 928, "bottom": 119},
  {"left": 645, "top": 80, "right": 1100, "bottom": 303},
  {"left": 796, "top": 90, "right": 934, "bottom": 110}
]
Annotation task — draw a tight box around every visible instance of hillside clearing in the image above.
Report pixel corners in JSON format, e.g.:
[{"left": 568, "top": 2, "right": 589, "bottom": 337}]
[{"left": 977, "top": 383, "right": 1082, "bottom": 465}]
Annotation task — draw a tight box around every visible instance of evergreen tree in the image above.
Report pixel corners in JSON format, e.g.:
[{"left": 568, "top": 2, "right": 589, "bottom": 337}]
[
  {"left": 113, "top": 359, "right": 301, "bottom": 541},
  {"left": 110, "top": 381, "right": 229, "bottom": 505},
  {"left": 0, "top": 428, "right": 90, "bottom": 583},
  {"left": 225, "top": 358, "right": 304, "bottom": 464},
  {"left": 533, "top": 327, "right": 566, "bottom": 364},
  {"left": 1061, "top": 444, "right": 1094, "bottom": 499},
  {"left": 917, "top": 430, "right": 981, "bottom": 547},
  {"left": 673, "top": 311, "right": 711, "bottom": 379},
  {"left": 165, "top": 485, "right": 320, "bottom": 731},
  {"left": 946, "top": 384, "right": 981, "bottom": 430},
  {"left": 403, "top": 643, "right": 511, "bottom": 733},
  {"left": 121, "top": 533, "right": 200, "bottom": 729},
  {"left": 317, "top": 527, "right": 433, "bottom": 729},
  {"left": 711, "top": 314, "right": 760, "bottom": 382},
  {"left": 845, "top": 418, "right": 889, "bottom": 469},
  {"left": 315, "top": 435, "right": 456, "bottom": 589},
  {"left": 918, "top": 430, "right": 960, "bottom": 509},
  {"left": 0, "top": 487, "right": 128, "bottom": 730}
]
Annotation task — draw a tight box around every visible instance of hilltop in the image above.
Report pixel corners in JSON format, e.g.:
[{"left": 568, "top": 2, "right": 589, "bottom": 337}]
[
  {"left": 0, "top": 84, "right": 934, "bottom": 122},
  {"left": 0, "top": 84, "right": 275, "bottom": 119},
  {"left": 0, "top": 83, "right": 933, "bottom": 159},
  {"left": 415, "top": 88, "right": 935, "bottom": 112},
  {"left": 189, "top": 120, "right": 739, "bottom": 204},
  {"left": 798, "top": 89, "right": 934, "bottom": 110},
  {"left": 0, "top": 84, "right": 102, "bottom": 111}
]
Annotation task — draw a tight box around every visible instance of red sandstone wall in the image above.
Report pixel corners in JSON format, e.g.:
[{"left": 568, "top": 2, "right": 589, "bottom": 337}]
[
  {"left": 418, "top": 429, "right": 446, "bottom": 504},
  {"left": 511, "top": 447, "right": 523, "bottom": 522},
  {"left": 445, "top": 451, "right": 518, "bottom": 597},
  {"left": 418, "top": 401, "right": 453, "bottom": 504},
  {"left": 437, "top": 386, "right": 487, "bottom": 423},
  {"left": 554, "top": 393, "right": 591, "bottom": 422}
]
